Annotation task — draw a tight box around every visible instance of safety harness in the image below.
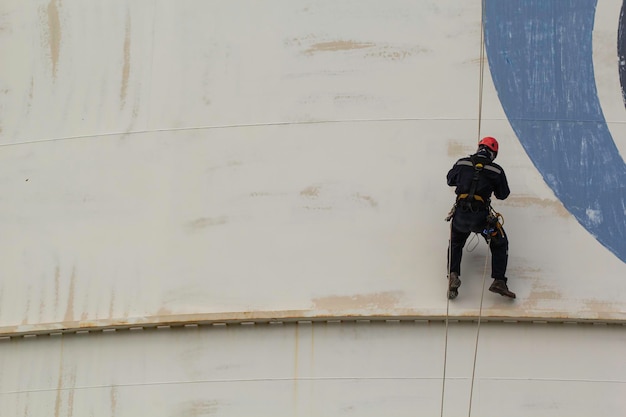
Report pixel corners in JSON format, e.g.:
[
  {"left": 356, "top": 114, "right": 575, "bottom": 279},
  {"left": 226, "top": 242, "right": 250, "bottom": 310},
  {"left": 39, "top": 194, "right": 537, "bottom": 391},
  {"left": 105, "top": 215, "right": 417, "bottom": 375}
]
[
  {"left": 456, "top": 155, "right": 491, "bottom": 209},
  {"left": 445, "top": 156, "right": 505, "bottom": 239}
]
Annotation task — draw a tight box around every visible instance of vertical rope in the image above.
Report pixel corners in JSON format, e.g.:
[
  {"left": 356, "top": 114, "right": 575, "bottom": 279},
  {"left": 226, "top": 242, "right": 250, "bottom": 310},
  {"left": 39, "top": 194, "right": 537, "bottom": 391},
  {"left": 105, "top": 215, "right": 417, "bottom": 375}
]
[
  {"left": 442, "top": 2, "right": 488, "bottom": 416},
  {"left": 467, "top": 2, "right": 488, "bottom": 416},
  {"left": 477, "top": 0, "right": 487, "bottom": 143},
  {"left": 467, "top": 244, "right": 490, "bottom": 417},
  {"left": 440, "top": 222, "right": 453, "bottom": 417}
]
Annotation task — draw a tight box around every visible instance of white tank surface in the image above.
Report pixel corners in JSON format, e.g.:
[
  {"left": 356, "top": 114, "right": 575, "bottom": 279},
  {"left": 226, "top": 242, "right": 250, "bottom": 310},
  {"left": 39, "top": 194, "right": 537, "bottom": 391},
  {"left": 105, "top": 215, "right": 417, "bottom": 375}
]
[{"left": 0, "top": 0, "right": 625, "bottom": 416}]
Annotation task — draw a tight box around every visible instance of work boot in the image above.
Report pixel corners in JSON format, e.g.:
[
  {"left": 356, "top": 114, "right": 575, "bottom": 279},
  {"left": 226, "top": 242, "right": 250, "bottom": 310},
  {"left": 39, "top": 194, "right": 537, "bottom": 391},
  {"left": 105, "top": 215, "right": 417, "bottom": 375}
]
[
  {"left": 489, "top": 279, "right": 516, "bottom": 299},
  {"left": 447, "top": 272, "right": 461, "bottom": 300}
]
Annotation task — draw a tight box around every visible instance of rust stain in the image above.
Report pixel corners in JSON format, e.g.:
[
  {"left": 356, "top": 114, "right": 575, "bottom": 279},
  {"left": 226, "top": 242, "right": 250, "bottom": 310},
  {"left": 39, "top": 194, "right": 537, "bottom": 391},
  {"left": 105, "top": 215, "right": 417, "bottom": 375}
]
[
  {"left": 355, "top": 193, "right": 377, "bottom": 208},
  {"left": 185, "top": 216, "right": 228, "bottom": 231},
  {"left": 39, "top": 285, "right": 46, "bottom": 322},
  {"left": 305, "top": 40, "right": 375, "bottom": 55},
  {"left": 300, "top": 185, "right": 320, "bottom": 198},
  {"left": 523, "top": 289, "right": 562, "bottom": 310},
  {"left": 22, "top": 285, "right": 32, "bottom": 325},
  {"left": 63, "top": 267, "right": 76, "bottom": 322},
  {"left": 157, "top": 306, "right": 173, "bottom": 316},
  {"left": 503, "top": 195, "right": 569, "bottom": 217},
  {"left": 67, "top": 369, "right": 76, "bottom": 417},
  {"left": 108, "top": 289, "right": 116, "bottom": 318},
  {"left": 582, "top": 299, "right": 618, "bottom": 317},
  {"left": 291, "top": 35, "right": 427, "bottom": 60},
  {"left": 54, "top": 266, "right": 61, "bottom": 312},
  {"left": 46, "top": 0, "right": 62, "bottom": 78},
  {"left": 313, "top": 291, "right": 401, "bottom": 311},
  {"left": 515, "top": 266, "right": 563, "bottom": 312},
  {"left": 54, "top": 340, "right": 65, "bottom": 417},
  {"left": 110, "top": 386, "right": 118, "bottom": 416},
  {"left": 120, "top": 13, "right": 131, "bottom": 106}
]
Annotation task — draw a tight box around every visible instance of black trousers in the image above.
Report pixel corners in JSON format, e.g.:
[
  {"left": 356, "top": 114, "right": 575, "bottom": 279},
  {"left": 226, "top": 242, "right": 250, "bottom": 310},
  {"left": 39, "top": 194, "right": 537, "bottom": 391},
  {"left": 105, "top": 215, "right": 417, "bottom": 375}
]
[{"left": 447, "top": 206, "right": 509, "bottom": 281}]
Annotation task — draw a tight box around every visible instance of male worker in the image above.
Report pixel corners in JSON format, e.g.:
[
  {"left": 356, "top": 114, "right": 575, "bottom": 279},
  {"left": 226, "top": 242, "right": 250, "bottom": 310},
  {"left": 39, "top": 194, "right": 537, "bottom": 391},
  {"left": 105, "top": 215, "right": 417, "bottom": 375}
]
[{"left": 446, "top": 136, "right": 515, "bottom": 300}]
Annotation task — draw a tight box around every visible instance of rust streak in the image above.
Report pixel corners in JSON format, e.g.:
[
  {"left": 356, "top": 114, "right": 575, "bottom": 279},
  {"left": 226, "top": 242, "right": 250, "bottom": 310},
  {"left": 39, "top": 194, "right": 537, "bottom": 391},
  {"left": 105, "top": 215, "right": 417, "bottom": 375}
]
[
  {"left": 300, "top": 186, "right": 320, "bottom": 198},
  {"left": 120, "top": 13, "right": 131, "bottom": 106},
  {"left": 108, "top": 289, "right": 116, "bottom": 319},
  {"left": 21, "top": 286, "right": 31, "bottom": 325},
  {"left": 110, "top": 386, "right": 118, "bottom": 416},
  {"left": 185, "top": 216, "right": 228, "bottom": 231},
  {"left": 54, "top": 266, "right": 61, "bottom": 312},
  {"left": 503, "top": 195, "right": 569, "bottom": 217},
  {"left": 47, "top": 0, "right": 62, "bottom": 78},
  {"left": 54, "top": 340, "right": 65, "bottom": 417},
  {"left": 67, "top": 369, "right": 76, "bottom": 417},
  {"left": 356, "top": 193, "right": 378, "bottom": 208},
  {"left": 64, "top": 267, "right": 76, "bottom": 322},
  {"left": 305, "top": 40, "right": 374, "bottom": 55}
]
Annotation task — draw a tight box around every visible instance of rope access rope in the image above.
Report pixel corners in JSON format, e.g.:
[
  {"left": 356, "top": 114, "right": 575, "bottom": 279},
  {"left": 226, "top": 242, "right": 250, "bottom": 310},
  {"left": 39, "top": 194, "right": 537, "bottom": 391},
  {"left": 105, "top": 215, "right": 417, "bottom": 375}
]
[
  {"left": 467, "top": 243, "right": 490, "bottom": 417},
  {"left": 440, "top": 2, "right": 488, "bottom": 416},
  {"left": 440, "top": 221, "right": 453, "bottom": 417},
  {"left": 476, "top": 0, "right": 486, "bottom": 143},
  {"left": 467, "top": 2, "right": 489, "bottom": 415}
]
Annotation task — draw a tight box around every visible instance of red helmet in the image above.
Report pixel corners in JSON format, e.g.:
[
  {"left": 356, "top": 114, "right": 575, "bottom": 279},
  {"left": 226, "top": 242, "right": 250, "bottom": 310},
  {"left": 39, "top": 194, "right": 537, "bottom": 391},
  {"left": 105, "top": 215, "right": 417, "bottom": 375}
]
[{"left": 478, "top": 136, "right": 499, "bottom": 153}]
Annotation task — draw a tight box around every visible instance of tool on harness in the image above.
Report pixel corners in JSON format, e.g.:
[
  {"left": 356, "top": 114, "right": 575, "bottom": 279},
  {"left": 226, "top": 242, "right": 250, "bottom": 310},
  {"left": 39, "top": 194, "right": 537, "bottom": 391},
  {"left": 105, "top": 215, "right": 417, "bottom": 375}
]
[
  {"left": 482, "top": 212, "right": 498, "bottom": 238},
  {"left": 482, "top": 209, "right": 504, "bottom": 239}
]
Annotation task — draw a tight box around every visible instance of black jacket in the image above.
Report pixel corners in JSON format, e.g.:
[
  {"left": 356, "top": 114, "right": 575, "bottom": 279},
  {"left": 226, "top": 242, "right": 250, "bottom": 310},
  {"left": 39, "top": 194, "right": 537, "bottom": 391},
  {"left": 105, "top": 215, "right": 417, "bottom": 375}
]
[{"left": 447, "top": 154, "right": 510, "bottom": 203}]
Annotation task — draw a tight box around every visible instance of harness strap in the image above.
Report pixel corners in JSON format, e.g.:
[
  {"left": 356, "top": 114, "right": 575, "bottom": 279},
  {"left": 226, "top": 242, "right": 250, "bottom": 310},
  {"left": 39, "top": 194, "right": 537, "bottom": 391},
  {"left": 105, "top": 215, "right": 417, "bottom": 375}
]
[
  {"left": 457, "top": 193, "right": 485, "bottom": 203},
  {"left": 455, "top": 160, "right": 502, "bottom": 174},
  {"left": 454, "top": 156, "right": 498, "bottom": 205},
  {"left": 467, "top": 160, "right": 483, "bottom": 200}
]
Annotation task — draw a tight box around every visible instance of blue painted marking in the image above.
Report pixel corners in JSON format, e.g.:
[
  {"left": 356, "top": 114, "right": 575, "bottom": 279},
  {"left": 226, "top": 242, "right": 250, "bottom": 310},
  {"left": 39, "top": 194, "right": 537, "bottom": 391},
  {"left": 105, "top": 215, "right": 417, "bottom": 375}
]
[{"left": 484, "top": 0, "right": 626, "bottom": 263}]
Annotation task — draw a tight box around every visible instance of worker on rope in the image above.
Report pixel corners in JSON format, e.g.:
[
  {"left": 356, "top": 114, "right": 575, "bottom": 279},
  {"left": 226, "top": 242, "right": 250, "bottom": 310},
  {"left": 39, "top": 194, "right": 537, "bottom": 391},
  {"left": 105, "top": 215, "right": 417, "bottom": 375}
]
[{"left": 445, "top": 136, "right": 516, "bottom": 300}]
